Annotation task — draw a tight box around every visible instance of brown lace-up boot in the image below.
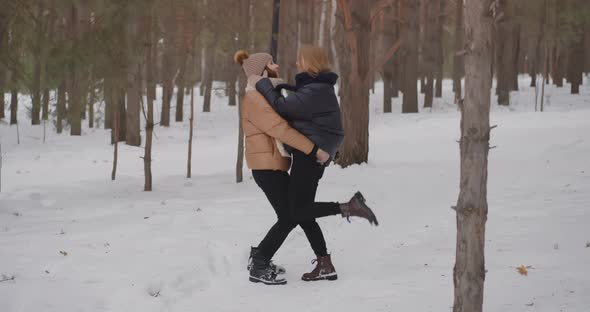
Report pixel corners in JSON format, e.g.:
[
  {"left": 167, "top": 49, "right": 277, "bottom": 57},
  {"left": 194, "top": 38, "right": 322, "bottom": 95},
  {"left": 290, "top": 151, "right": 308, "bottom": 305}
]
[
  {"left": 301, "top": 255, "right": 338, "bottom": 281},
  {"left": 340, "top": 191, "right": 379, "bottom": 225}
]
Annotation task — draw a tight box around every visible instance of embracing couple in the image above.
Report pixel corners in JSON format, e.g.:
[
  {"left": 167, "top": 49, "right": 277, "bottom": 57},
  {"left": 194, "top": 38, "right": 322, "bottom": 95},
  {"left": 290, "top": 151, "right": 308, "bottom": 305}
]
[{"left": 234, "top": 45, "right": 378, "bottom": 285}]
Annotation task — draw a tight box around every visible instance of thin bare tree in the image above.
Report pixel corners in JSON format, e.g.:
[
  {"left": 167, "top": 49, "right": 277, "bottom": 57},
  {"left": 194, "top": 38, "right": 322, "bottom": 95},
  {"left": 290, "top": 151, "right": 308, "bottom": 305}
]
[
  {"left": 453, "top": 0, "right": 494, "bottom": 311},
  {"left": 452, "top": 0, "right": 464, "bottom": 103},
  {"left": 144, "top": 2, "right": 155, "bottom": 191}
]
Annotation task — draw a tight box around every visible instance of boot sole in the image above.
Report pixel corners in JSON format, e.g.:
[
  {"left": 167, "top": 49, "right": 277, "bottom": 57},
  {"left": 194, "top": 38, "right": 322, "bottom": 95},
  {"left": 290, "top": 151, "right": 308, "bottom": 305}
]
[
  {"left": 249, "top": 276, "right": 287, "bottom": 285},
  {"left": 301, "top": 273, "right": 338, "bottom": 282},
  {"left": 247, "top": 265, "right": 286, "bottom": 275}
]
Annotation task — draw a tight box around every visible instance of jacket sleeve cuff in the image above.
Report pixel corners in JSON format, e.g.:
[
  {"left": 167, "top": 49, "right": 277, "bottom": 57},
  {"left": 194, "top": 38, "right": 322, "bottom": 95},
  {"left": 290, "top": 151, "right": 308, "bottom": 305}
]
[
  {"left": 255, "top": 78, "right": 273, "bottom": 94},
  {"left": 308, "top": 144, "right": 319, "bottom": 156}
]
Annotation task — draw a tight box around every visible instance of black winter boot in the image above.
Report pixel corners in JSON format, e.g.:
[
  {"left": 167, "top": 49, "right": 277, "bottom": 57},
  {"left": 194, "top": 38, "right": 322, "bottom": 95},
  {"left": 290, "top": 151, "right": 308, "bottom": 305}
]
[
  {"left": 340, "top": 192, "right": 379, "bottom": 225},
  {"left": 247, "top": 246, "right": 286, "bottom": 274},
  {"left": 249, "top": 254, "right": 287, "bottom": 285}
]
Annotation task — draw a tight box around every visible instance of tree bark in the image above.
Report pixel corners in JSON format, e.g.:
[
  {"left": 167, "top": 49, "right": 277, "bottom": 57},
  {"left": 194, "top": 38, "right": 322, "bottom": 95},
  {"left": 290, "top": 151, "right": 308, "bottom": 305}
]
[
  {"left": 111, "top": 89, "right": 119, "bottom": 181},
  {"left": 87, "top": 78, "right": 94, "bottom": 128},
  {"left": 435, "top": 0, "right": 445, "bottom": 98},
  {"left": 202, "top": 37, "right": 217, "bottom": 113},
  {"left": 228, "top": 73, "right": 237, "bottom": 106},
  {"left": 568, "top": 41, "right": 583, "bottom": 94},
  {"left": 104, "top": 78, "right": 112, "bottom": 129},
  {"left": 423, "top": 0, "right": 438, "bottom": 108},
  {"left": 42, "top": 88, "right": 49, "bottom": 121},
  {"left": 10, "top": 72, "right": 17, "bottom": 125},
  {"left": 31, "top": 0, "right": 45, "bottom": 126},
  {"left": 160, "top": 0, "right": 177, "bottom": 127},
  {"left": 175, "top": 51, "right": 188, "bottom": 121},
  {"left": 453, "top": 0, "right": 493, "bottom": 311},
  {"left": 452, "top": 0, "right": 464, "bottom": 103},
  {"left": 335, "top": 0, "right": 371, "bottom": 166},
  {"left": 495, "top": 0, "right": 519, "bottom": 106},
  {"left": 0, "top": 68, "right": 5, "bottom": 120},
  {"left": 382, "top": 2, "right": 397, "bottom": 113},
  {"left": 278, "top": 0, "right": 299, "bottom": 85},
  {"left": 402, "top": 0, "right": 419, "bottom": 113},
  {"left": 299, "top": 0, "right": 315, "bottom": 45},
  {"left": 69, "top": 4, "right": 82, "bottom": 136},
  {"left": 145, "top": 6, "right": 155, "bottom": 191},
  {"left": 126, "top": 64, "right": 142, "bottom": 146},
  {"left": 57, "top": 81, "right": 66, "bottom": 133},
  {"left": 584, "top": 21, "right": 590, "bottom": 74},
  {"left": 187, "top": 79, "right": 195, "bottom": 178},
  {"left": 236, "top": 0, "right": 250, "bottom": 183},
  {"left": 566, "top": 0, "right": 584, "bottom": 96}
]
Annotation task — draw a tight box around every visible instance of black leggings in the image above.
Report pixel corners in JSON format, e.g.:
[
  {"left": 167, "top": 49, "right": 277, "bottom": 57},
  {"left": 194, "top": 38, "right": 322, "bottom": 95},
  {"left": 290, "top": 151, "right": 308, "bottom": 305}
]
[{"left": 253, "top": 151, "right": 341, "bottom": 260}]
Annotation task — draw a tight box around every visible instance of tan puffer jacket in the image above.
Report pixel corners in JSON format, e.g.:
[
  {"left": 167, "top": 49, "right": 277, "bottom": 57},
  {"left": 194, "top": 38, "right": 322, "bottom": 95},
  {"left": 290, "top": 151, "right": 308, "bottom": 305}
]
[{"left": 241, "top": 90, "right": 314, "bottom": 171}]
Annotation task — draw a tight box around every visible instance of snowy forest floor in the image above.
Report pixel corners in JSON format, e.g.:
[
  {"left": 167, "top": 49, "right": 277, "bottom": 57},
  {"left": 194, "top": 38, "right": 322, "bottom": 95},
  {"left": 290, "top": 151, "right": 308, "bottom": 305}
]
[{"left": 1, "top": 77, "right": 590, "bottom": 312}]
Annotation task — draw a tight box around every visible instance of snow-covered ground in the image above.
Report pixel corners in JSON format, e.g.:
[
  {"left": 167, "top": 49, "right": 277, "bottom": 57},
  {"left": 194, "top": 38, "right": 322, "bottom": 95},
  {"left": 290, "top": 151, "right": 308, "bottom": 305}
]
[{"left": 1, "top": 77, "right": 589, "bottom": 312}]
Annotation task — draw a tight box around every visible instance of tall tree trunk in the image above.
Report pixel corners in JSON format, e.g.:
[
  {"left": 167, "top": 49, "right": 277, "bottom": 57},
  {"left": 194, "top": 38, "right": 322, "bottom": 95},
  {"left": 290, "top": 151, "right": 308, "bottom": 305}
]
[
  {"left": 270, "top": 0, "right": 281, "bottom": 59},
  {"left": 423, "top": 0, "right": 438, "bottom": 108},
  {"left": 335, "top": 0, "right": 371, "bottom": 166},
  {"left": 495, "top": 0, "right": 520, "bottom": 106},
  {"left": 0, "top": 68, "right": 5, "bottom": 120},
  {"left": 144, "top": 5, "right": 155, "bottom": 191},
  {"left": 41, "top": 2, "right": 53, "bottom": 122},
  {"left": 10, "top": 72, "right": 17, "bottom": 125},
  {"left": 566, "top": 0, "right": 584, "bottom": 96},
  {"left": 510, "top": 25, "right": 520, "bottom": 91},
  {"left": 382, "top": 2, "right": 397, "bottom": 113},
  {"left": 402, "top": 0, "right": 419, "bottom": 113},
  {"left": 104, "top": 78, "right": 112, "bottom": 129},
  {"left": 111, "top": 88, "right": 119, "bottom": 181},
  {"left": 434, "top": 0, "right": 445, "bottom": 98},
  {"left": 111, "top": 65, "right": 127, "bottom": 144},
  {"left": 529, "top": 30, "right": 543, "bottom": 88},
  {"left": 584, "top": 21, "right": 590, "bottom": 75},
  {"left": 452, "top": 0, "right": 464, "bottom": 103},
  {"left": 160, "top": 0, "right": 177, "bottom": 127},
  {"left": 202, "top": 38, "right": 216, "bottom": 113},
  {"left": 31, "top": 0, "right": 45, "bottom": 125},
  {"left": 554, "top": 46, "right": 564, "bottom": 87},
  {"left": 126, "top": 64, "right": 141, "bottom": 146},
  {"left": 187, "top": 75, "right": 195, "bottom": 178},
  {"left": 88, "top": 78, "right": 94, "bottom": 128},
  {"left": 236, "top": 0, "right": 250, "bottom": 183},
  {"left": 228, "top": 73, "right": 237, "bottom": 106},
  {"left": 453, "top": 0, "right": 493, "bottom": 311},
  {"left": 57, "top": 81, "right": 66, "bottom": 133},
  {"left": 69, "top": 4, "right": 82, "bottom": 136},
  {"left": 278, "top": 0, "right": 299, "bottom": 85},
  {"left": 175, "top": 52, "right": 188, "bottom": 121},
  {"left": 393, "top": 0, "right": 402, "bottom": 98},
  {"left": 568, "top": 40, "right": 584, "bottom": 94},
  {"left": 299, "top": 0, "right": 315, "bottom": 45},
  {"left": 117, "top": 88, "right": 127, "bottom": 142},
  {"left": 124, "top": 6, "right": 141, "bottom": 146}
]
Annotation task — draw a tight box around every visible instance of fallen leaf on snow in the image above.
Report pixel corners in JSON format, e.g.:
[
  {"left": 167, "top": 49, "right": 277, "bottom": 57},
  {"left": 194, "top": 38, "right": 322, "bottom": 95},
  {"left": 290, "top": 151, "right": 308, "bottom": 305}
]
[{"left": 517, "top": 265, "right": 528, "bottom": 276}]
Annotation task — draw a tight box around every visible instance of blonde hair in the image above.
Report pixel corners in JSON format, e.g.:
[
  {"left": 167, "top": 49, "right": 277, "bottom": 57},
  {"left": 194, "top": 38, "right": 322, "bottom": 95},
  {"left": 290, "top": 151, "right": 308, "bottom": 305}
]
[{"left": 298, "top": 45, "right": 331, "bottom": 76}]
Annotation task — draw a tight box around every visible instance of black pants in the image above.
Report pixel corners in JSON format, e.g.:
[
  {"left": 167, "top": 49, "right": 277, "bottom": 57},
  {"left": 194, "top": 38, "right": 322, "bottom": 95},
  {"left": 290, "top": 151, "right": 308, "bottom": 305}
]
[{"left": 253, "top": 151, "right": 341, "bottom": 261}]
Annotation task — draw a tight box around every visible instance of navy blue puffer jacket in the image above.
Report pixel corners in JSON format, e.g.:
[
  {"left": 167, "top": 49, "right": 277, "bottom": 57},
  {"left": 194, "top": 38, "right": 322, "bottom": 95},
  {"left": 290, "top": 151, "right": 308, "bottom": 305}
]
[{"left": 255, "top": 72, "right": 344, "bottom": 159}]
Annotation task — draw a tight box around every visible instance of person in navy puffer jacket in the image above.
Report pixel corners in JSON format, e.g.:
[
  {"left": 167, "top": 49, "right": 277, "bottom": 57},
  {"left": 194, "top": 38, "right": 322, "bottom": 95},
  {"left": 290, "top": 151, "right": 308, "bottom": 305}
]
[{"left": 252, "top": 45, "right": 379, "bottom": 282}]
